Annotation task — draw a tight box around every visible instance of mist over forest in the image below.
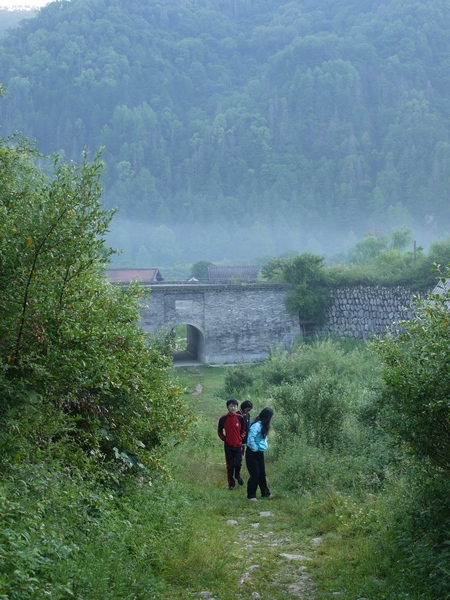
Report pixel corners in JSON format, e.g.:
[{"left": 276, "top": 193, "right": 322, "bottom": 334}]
[
  {"left": 0, "top": 9, "right": 37, "bottom": 38},
  {"left": 106, "top": 217, "right": 438, "bottom": 275},
  {"left": 1, "top": 0, "right": 450, "bottom": 272}
]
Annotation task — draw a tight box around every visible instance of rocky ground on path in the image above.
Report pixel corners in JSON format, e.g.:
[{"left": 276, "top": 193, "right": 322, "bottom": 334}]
[{"left": 195, "top": 505, "right": 319, "bottom": 599}]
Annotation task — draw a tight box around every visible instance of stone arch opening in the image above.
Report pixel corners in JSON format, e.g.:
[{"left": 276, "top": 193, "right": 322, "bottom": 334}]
[{"left": 172, "top": 323, "right": 205, "bottom": 364}]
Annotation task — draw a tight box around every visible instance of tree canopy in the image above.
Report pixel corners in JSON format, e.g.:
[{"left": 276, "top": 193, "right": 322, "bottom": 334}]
[
  {"left": 1, "top": 0, "right": 450, "bottom": 264},
  {"left": 0, "top": 134, "right": 191, "bottom": 475},
  {"left": 261, "top": 252, "right": 329, "bottom": 325}
]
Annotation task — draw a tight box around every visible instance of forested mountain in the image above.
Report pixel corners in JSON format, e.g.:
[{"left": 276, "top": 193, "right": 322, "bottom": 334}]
[{"left": 1, "top": 0, "right": 450, "bottom": 267}]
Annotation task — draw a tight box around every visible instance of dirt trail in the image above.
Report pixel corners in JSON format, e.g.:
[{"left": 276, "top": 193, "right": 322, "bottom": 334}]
[
  {"left": 194, "top": 503, "right": 319, "bottom": 598},
  {"left": 183, "top": 368, "right": 321, "bottom": 600},
  {"left": 231, "top": 507, "right": 318, "bottom": 599},
  {"left": 191, "top": 383, "right": 204, "bottom": 395}
]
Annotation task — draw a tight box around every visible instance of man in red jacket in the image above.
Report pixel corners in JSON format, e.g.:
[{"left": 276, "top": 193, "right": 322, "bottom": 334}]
[{"left": 217, "top": 398, "right": 246, "bottom": 490}]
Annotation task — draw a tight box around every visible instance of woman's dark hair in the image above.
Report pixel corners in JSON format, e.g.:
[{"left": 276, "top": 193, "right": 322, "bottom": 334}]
[{"left": 253, "top": 407, "right": 273, "bottom": 438}]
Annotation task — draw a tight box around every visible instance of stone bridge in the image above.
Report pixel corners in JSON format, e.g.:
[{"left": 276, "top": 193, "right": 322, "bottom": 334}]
[{"left": 138, "top": 283, "right": 300, "bottom": 364}]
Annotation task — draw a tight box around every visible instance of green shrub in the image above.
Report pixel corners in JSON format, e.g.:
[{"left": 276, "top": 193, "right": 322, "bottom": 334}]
[
  {"left": 372, "top": 281, "right": 450, "bottom": 593},
  {"left": 264, "top": 339, "right": 395, "bottom": 498},
  {"left": 261, "top": 253, "right": 329, "bottom": 325},
  {"left": 260, "top": 339, "right": 380, "bottom": 390},
  {"left": 374, "top": 291, "right": 450, "bottom": 475},
  {"left": 273, "top": 436, "right": 387, "bottom": 495},
  {"left": 222, "top": 364, "right": 254, "bottom": 396},
  {"left": 0, "top": 488, "right": 77, "bottom": 599},
  {"left": 384, "top": 466, "right": 450, "bottom": 598},
  {"left": 191, "top": 260, "right": 214, "bottom": 280},
  {"left": 323, "top": 231, "right": 450, "bottom": 291},
  {"left": 0, "top": 458, "right": 196, "bottom": 600},
  {"left": 0, "top": 137, "right": 192, "bottom": 477},
  {"left": 273, "top": 438, "right": 331, "bottom": 492},
  {"left": 272, "top": 370, "right": 347, "bottom": 449}
]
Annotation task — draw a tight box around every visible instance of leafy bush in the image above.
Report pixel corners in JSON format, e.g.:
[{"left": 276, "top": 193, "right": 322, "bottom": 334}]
[
  {"left": 326, "top": 251, "right": 435, "bottom": 290},
  {"left": 427, "top": 237, "right": 450, "bottom": 270},
  {"left": 261, "top": 253, "right": 329, "bottom": 325},
  {"left": 0, "top": 136, "right": 192, "bottom": 475},
  {"left": 191, "top": 260, "right": 213, "bottom": 280},
  {"left": 261, "top": 339, "right": 395, "bottom": 498},
  {"left": 260, "top": 339, "right": 381, "bottom": 390},
  {"left": 273, "top": 435, "right": 389, "bottom": 495},
  {"left": 374, "top": 288, "right": 450, "bottom": 474},
  {"left": 0, "top": 490, "right": 77, "bottom": 599},
  {"left": 372, "top": 279, "right": 450, "bottom": 591},
  {"left": 326, "top": 230, "right": 450, "bottom": 291},
  {"left": 222, "top": 364, "right": 255, "bottom": 396},
  {"left": 0, "top": 461, "right": 196, "bottom": 599},
  {"left": 272, "top": 370, "right": 347, "bottom": 449}
]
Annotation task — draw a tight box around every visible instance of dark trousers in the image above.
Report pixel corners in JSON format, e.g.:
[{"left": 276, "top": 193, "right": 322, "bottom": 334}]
[
  {"left": 224, "top": 444, "right": 243, "bottom": 486},
  {"left": 245, "top": 448, "right": 270, "bottom": 499}
]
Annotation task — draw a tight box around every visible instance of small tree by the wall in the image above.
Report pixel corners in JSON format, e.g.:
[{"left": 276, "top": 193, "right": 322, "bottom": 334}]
[
  {"left": 191, "top": 260, "right": 214, "bottom": 280},
  {"left": 261, "top": 253, "right": 329, "bottom": 330}
]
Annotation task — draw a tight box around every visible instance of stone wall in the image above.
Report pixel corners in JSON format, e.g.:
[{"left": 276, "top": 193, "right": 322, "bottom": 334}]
[
  {"left": 318, "top": 285, "right": 418, "bottom": 339},
  {"left": 139, "top": 283, "right": 300, "bottom": 364},
  {"left": 135, "top": 282, "right": 420, "bottom": 364}
]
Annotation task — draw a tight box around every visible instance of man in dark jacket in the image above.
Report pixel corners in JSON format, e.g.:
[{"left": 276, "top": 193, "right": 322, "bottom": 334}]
[
  {"left": 217, "top": 398, "right": 246, "bottom": 490},
  {"left": 237, "top": 400, "right": 253, "bottom": 456}
]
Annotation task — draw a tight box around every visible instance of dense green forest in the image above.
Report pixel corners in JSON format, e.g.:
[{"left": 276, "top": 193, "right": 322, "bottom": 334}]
[{"left": 1, "top": 0, "right": 450, "bottom": 266}]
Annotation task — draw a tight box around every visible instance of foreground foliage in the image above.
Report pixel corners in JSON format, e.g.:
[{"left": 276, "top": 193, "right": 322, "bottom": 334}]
[
  {"left": 0, "top": 460, "right": 199, "bottom": 599},
  {"left": 0, "top": 135, "right": 193, "bottom": 596},
  {"left": 0, "top": 135, "right": 192, "bottom": 472},
  {"left": 373, "top": 280, "right": 450, "bottom": 592},
  {"left": 262, "top": 229, "right": 450, "bottom": 295},
  {"left": 374, "top": 282, "right": 450, "bottom": 474}
]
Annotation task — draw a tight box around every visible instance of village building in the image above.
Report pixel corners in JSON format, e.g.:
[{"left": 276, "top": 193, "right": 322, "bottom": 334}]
[
  {"left": 106, "top": 268, "right": 164, "bottom": 284},
  {"left": 207, "top": 265, "right": 261, "bottom": 283}
]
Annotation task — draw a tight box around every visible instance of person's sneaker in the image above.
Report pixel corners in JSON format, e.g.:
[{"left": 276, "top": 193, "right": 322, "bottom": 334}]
[
  {"left": 228, "top": 484, "right": 235, "bottom": 490},
  {"left": 237, "top": 477, "right": 244, "bottom": 486},
  {"left": 266, "top": 494, "right": 274, "bottom": 499},
  {"left": 248, "top": 497, "right": 257, "bottom": 501}
]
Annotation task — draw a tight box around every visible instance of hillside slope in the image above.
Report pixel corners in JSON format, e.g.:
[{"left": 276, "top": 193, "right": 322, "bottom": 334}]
[{"left": 1, "top": 0, "right": 449, "bottom": 263}]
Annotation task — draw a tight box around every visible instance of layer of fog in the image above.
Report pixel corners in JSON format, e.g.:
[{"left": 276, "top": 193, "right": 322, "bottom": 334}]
[{"left": 105, "top": 213, "right": 446, "bottom": 279}]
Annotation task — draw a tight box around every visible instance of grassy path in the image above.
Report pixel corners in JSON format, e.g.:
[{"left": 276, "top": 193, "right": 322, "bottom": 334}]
[{"left": 165, "top": 365, "right": 323, "bottom": 600}]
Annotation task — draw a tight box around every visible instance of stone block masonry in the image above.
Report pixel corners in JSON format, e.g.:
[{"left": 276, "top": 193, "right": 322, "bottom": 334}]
[
  {"left": 138, "top": 283, "right": 301, "bottom": 364},
  {"left": 134, "top": 282, "right": 420, "bottom": 364},
  {"left": 319, "top": 285, "right": 418, "bottom": 340}
]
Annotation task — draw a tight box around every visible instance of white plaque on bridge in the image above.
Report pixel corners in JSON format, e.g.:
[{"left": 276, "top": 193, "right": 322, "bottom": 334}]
[{"left": 175, "top": 300, "right": 193, "bottom": 310}]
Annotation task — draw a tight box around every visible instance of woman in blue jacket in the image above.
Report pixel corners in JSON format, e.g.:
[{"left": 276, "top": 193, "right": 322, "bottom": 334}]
[{"left": 245, "top": 407, "right": 274, "bottom": 500}]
